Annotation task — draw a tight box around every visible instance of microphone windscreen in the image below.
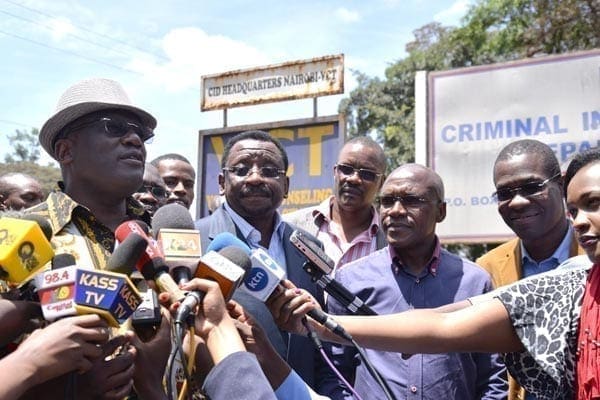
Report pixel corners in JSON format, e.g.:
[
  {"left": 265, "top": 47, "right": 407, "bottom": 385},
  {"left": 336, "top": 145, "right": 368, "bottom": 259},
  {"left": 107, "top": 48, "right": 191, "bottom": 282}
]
[
  {"left": 207, "top": 232, "right": 251, "bottom": 254},
  {"left": 51, "top": 253, "right": 76, "bottom": 269},
  {"left": 134, "top": 220, "right": 150, "bottom": 234},
  {"left": 218, "top": 246, "right": 252, "bottom": 276},
  {"left": 152, "top": 203, "right": 194, "bottom": 236},
  {"left": 106, "top": 233, "right": 148, "bottom": 274},
  {"left": 21, "top": 214, "right": 53, "bottom": 241}
]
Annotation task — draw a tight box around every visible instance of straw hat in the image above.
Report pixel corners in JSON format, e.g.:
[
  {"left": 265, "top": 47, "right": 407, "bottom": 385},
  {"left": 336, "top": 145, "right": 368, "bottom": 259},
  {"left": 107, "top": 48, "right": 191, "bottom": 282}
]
[{"left": 39, "top": 78, "right": 157, "bottom": 159}]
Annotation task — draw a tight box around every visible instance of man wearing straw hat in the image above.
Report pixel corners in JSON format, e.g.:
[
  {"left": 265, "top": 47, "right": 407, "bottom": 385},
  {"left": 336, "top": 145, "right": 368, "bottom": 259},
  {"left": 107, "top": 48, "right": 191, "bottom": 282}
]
[{"left": 24, "top": 78, "right": 166, "bottom": 399}]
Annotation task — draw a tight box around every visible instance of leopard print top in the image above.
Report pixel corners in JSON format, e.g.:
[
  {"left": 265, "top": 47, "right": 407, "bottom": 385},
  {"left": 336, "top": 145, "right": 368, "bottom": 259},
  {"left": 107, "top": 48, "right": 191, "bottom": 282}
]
[{"left": 497, "top": 266, "right": 591, "bottom": 400}]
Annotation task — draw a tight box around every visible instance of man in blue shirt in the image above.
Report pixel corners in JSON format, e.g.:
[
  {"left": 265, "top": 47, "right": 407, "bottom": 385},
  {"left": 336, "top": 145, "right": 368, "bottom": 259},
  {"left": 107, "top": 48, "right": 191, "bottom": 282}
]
[{"left": 327, "top": 163, "right": 507, "bottom": 399}]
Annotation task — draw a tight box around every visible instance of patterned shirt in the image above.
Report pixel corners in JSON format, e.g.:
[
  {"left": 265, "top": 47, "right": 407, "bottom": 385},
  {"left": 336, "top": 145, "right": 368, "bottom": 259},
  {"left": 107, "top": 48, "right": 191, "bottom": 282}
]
[
  {"left": 497, "top": 264, "right": 591, "bottom": 400},
  {"left": 26, "top": 186, "right": 150, "bottom": 270}
]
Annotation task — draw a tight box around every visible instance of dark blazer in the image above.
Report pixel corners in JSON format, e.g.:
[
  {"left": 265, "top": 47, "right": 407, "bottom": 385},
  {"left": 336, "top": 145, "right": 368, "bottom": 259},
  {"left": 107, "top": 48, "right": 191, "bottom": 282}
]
[
  {"left": 195, "top": 205, "right": 327, "bottom": 390},
  {"left": 203, "top": 352, "right": 277, "bottom": 400}
]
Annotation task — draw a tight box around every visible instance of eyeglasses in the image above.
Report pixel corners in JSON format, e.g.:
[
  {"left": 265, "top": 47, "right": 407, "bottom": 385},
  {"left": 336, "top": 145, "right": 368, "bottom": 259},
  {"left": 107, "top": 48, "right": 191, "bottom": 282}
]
[
  {"left": 492, "top": 172, "right": 561, "bottom": 202},
  {"left": 223, "top": 166, "right": 286, "bottom": 179},
  {"left": 377, "top": 195, "right": 432, "bottom": 209},
  {"left": 335, "top": 163, "right": 382, "bottom": 182},
  {"left": 64, "top": 117, "right": 155, "bottom": 143},
  {"left": 136, "top": 185, "right": 168, "bottom": 198}
]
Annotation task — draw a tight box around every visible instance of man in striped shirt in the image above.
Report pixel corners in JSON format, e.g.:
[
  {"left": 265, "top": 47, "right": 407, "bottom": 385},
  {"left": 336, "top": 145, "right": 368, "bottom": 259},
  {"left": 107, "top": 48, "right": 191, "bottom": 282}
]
[{"left": 284, "top": 136, "right": 387, "bottom": 274}]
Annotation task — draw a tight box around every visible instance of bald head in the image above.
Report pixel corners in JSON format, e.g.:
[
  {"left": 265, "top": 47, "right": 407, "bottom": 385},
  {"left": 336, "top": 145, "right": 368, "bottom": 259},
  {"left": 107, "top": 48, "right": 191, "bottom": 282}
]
[
  {"left": 0, "top": 173, "right": 44, "bottom": 211},
  {"left": 384, "top": 164, "right": 444, "bottom": 202}
]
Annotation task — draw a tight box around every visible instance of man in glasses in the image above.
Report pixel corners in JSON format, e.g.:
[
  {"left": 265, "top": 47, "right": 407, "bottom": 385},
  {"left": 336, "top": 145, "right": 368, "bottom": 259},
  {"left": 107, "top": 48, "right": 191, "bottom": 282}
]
[
  {"left": 476, "top": 139, "right": 586, "bottom": 400},
  {"left": 23, "top": 78, "right": 165, "bottom": 399},
  {"left": 133, "top": 163, "right": 169, "bottom": 216},
  {"left": 285, "top": 136, "right": 387, "bottom": 276},
  {"left": 195, "top": 130, "right": 335, "bottom": 394},
  {"left": 327, "top": 163, "right": 507, "bottom": 400},
  {"left": 151, "top": 153, "right": 196, "bottom": 210}
]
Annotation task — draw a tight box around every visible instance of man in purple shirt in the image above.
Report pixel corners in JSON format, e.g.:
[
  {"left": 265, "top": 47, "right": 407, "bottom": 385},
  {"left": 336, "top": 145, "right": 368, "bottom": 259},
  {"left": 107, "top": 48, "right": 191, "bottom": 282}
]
[{"left": 326, "top": 163, "right": 507, "bottom": 400}]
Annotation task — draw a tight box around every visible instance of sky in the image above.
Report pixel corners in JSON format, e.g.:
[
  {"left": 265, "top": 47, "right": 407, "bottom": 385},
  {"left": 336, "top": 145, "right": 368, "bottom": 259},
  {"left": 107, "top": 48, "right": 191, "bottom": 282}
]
[{"left": 0, "top": 0, "right": 473, "bottom": 168}]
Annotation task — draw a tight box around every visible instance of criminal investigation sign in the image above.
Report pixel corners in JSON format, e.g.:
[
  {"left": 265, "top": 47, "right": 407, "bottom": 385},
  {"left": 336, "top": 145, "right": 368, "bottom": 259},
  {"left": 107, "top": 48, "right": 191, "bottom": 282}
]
[
  {"left": 201, "top": 54, "right": 344, "bottom": 111},
  {"left": 427, "top": 49, "right": 600, "bottom": 242}
]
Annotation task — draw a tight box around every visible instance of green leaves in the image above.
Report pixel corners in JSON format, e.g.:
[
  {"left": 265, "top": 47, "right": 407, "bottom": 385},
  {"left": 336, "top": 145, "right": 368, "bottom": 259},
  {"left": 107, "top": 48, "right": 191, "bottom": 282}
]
[{"left": 341, "top": 0, "right": 599, "bottom": 172}]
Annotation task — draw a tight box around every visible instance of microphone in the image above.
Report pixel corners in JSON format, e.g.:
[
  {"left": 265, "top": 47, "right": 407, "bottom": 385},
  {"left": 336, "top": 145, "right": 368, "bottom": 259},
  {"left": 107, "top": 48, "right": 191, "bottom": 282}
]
[
  {"left": 175, "top": 246, "right": 251, "bottom": 323},
  {"left": 114, "top": 220, "right": 186, "bottom": 303},
  {"left": 36, "top": 252, "right": 142, "bottom": 327},
  {"left": 152, "top": 203, "right": 202, "bottom": 284},
  {"left": 208, "top": 232, "right": 352, "bottom": 341},
  {"left": 0, "top": 216, "right": 54, "bottom": 284},
  {"left": 107, "top": 231, "right": 162, "bottom": 329},
  {"left": 290, "top": 230, "right": 376, "bottom": 316},
  {"left": 21, "top": 214, "right": 53, "bottom": 242},
  {"left": 106, "top": 233, "right": 149, "bottom": 275}
]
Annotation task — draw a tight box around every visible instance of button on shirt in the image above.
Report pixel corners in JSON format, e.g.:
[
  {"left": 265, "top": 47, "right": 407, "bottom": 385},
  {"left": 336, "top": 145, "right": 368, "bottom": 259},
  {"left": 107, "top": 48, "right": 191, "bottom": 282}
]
[{"left": 325, "top": 242, "right": 508, "bottom": 400}]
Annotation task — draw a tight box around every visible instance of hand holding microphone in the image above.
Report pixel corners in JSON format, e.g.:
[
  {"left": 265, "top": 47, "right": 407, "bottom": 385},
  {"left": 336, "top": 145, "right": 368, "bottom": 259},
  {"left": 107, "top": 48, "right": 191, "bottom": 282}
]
[
  {"left": 179, "top": 278, "right": 247, "bottom": 365},
  {"left": 0, "top": 314, "right": 109, "bottom": 400},
  {"left": 265, "top": 279, "right": 331, "bottom": 339}
]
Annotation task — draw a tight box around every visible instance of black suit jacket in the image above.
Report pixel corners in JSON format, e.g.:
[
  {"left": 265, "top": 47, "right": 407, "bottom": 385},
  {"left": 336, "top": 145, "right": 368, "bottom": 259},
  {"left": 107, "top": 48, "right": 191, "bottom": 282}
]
[{"left": 195, "top": 205, "right": 327, "bottom": 390}]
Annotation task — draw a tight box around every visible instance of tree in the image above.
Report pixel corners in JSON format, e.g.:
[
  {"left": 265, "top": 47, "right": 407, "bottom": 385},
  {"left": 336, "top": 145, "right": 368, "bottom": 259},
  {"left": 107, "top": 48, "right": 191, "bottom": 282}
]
[
  {"left": 2, "top": 128, "right": 61, "bottom": 196},
  {"left": 4, "top": 128, "right": 41, "bottom": 163},
  {"left": 341, "top": 0, "right": 600, "bottom": 168}
]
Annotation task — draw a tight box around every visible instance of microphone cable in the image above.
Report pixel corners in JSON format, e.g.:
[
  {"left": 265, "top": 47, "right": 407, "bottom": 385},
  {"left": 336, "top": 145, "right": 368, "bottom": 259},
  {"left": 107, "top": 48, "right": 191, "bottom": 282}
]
[
  {"left": 303, "top": 318, "right": 365, "bottom": 400},
  {"left": 303, "top": 317, "right": 398, "bottom": 400}
]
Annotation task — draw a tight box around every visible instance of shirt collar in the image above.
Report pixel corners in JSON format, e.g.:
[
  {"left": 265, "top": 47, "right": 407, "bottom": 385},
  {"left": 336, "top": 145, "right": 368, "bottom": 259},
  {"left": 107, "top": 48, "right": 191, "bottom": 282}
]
[
  {"left": 312, "top": 195, "right": 381, "bottom": 237},
  {"left": 38, "top": 184, "right": 149, "bottom": 236},
  {"left": 389, "top": 237, "right": 442, "bottom": 276},
  {"left": 521, "top": 223, "right": 574, "bottom": 265},
  {"left": 224, "top": 201, "right": 285, "bottom": 246}
]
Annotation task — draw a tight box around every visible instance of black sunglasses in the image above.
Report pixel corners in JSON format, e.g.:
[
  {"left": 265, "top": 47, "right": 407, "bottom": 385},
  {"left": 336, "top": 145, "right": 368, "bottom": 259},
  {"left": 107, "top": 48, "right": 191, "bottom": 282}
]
[
  {"left": 223, "top": 166, "right": 286, "bottom": 179},
  {"left": 492, "top": 172, "right": 561, "bottom": 202},
  {"left": 335, "top": 163, "right": 382, "bottom": 182},
  {"left": 377, "top": 195, "right": 432, "bottom": 209},
  {"left": 63, "top": 116, "right": 154, "bottom": 143},
  {"left": 136, "top": 185, "right": 168, "bottom": 198}
]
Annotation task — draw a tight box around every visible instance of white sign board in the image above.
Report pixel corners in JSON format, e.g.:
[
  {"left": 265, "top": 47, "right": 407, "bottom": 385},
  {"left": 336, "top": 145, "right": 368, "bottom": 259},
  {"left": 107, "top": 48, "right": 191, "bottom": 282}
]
[
  {"left": 428, "top": 50, "right": 600, "bottom": 242},
  {"left": 201, "top": 54, "right": 344, "bottom": 111}
]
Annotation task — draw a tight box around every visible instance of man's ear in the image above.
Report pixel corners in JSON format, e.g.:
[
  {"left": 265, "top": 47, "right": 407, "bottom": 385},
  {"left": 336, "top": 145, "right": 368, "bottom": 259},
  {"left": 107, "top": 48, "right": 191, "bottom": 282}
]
[
  {"left": 283, "top": 176, "right": 290, "bottom": 198},
  {"left": 218, "top": 173, "right": 225, "bottom": 196},
  {"left": 436, "top": 201, "right": 447, "bottom": 223},
  {"left": 54, "top": 138, "right": 74, "bottom": 164}
]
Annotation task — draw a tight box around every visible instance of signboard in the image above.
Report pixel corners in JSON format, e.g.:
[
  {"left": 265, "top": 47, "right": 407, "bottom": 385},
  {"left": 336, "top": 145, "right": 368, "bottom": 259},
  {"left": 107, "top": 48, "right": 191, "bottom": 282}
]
[
  {"left": 427, "top": 49, "right": 600, "bottom": 242},
  {"left": 201, "top": 54, "right": 344, "bottom": 111},
  {"left": 197, "top": 115, "right": 345, "bottom": 218}
]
